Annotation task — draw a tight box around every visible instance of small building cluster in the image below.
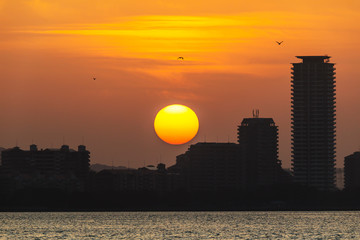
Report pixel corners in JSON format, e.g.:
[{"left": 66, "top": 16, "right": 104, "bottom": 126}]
[
  {"left": 92, "top": 164, "right": 169, "bottom": 192},
  {"left": 0, "top": 145, "right": 90, "bottom": 191}
]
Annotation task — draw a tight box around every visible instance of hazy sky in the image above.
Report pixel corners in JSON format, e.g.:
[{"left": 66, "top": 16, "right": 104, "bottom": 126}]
[{"left": 1, "top": 0, "right": 360, "bottom": 169}]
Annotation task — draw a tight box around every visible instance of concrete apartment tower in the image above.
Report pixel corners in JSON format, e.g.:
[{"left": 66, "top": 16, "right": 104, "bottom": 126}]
[
  {"left": 237, "top": 110, "right": 281, "bottom": 189},
  {"left": 291, "top": 56, "right": 336, "bottom": 190}
]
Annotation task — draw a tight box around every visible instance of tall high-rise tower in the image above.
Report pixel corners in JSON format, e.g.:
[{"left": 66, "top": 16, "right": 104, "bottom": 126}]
[{"left": 291, "top": 56, "right": 336, "bottom": 190}]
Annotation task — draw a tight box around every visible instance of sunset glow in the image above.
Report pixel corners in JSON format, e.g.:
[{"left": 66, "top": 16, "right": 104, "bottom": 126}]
[{"left": 1, "top": 0, "right": 360, "bottom": 168}]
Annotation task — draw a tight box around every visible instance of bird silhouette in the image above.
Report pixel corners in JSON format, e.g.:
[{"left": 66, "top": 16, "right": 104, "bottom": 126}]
[
  {"left": 93, "top": 77, "right": 96, "bottom": 80},
  {"left": 177, "top": 57, "right": 184, "bottom": 60},
  {"left": 276, "top": 41, "right": 283, "bottom": 45}
]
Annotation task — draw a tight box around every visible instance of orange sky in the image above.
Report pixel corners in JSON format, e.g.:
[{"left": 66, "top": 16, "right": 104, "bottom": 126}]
[{"left": 1, "top": 0, "right": 360, "bottom": 169}]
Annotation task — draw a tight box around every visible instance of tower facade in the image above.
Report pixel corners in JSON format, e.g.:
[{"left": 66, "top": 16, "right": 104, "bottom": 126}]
[
  {"left": 237, "top": 115, "right": 281, "bottom": 188},
  {"left": 291, "top": 56, "right": 336, "bottom": 190}
]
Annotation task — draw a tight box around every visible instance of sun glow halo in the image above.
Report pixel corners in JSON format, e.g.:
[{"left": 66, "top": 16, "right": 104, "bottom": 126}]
[{"left": 154, "top": 104, "right": 199, "bottom": 145}]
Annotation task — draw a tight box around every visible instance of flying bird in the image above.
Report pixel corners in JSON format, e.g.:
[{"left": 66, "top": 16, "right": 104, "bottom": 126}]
[
  {"left": 177, "top": 57, "right": 184, "bottom": 60},
  {"left": 93, "top": 77, "right": 96, "bottom": 80},
  {"left": 276, "top": 41, "right": 283, "bottom": 45}
]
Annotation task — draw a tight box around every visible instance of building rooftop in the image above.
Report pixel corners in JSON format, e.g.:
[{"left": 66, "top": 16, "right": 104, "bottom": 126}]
[
  {"left": 296, "top": 55, "right": 330, "bottom": 59},
  {"left": 240, "top": 117, "right": 276, "bottom": 126},
  {"left": 192, "top": 142, "right": 237, "bottom": 146},
  {"left": 45, "top": 148, "right": 76, "bottom": 152},
  {"left": 2, "top": 146, "right": 80, "bottom": 152},
  {"left": 2, "top": 147, "right": 22, "bottom": 152},
  {"left": 346, "top": 151, "right": 360, "bottom": 158},
  {"left": 295, "top": 56, "right": 331, "bottom": 63}
]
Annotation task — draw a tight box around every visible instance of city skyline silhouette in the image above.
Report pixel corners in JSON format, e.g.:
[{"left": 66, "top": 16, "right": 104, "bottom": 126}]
[
  {"left": 0, "top": 54, "right": 356, "bottom": 176},
  {"left": 1, "top": 0, "right": 360, "bottom": 175}
]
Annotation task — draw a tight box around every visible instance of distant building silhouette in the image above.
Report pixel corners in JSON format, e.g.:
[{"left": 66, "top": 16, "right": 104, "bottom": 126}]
[
  {"left": 238, "top": 115, "right": 282, "bottom": 188},
  {"left": 172, "top": 142, "right": 242, "bottom": 192},
  {"left": 0, "top": 145, "right": 90, "bottom": 190},
  {"left": 93, "top": 169, "right": 137, "bottom": 192},
  {"left": 344, "top": 152, "right": 360, "bottom": 190},
  {"left": 90, "top": 163, "right": 128, "bottom": 172},
  {"left": 92, "top": 164, "right": 168, "bottom": 192},
  {"left": 291, "top": 56, "right": 336, "bottom": 190}
]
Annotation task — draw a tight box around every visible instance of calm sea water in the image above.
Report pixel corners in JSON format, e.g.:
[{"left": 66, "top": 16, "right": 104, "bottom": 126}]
[{"left": 0, "top": 211, "right": 359, "bottom": 239}]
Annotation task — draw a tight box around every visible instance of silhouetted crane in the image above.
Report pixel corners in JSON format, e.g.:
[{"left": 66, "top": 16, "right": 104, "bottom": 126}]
[{"left": 276, "top": 41, "right": 283, "bottom": 45}]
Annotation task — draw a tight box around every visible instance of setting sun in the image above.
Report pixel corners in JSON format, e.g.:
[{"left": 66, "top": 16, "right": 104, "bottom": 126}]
[{"left": 154, "top": 104, "right": 199, "bottom": 145}]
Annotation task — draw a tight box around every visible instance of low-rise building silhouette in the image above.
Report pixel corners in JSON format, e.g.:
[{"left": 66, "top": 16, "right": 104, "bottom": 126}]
[
  {"left": 93, "top": 169, "right": 137, "bottom": 192},
  {"left": 0, "top": 144, "right": 90, "bottom": 191},
  {"left": 344, "top": 152, "right": 360, "bottom": 190},
  {"left": 92, "top": 164, "right": 168, "bottom": 192},
  {"left": 172, "top": 142, "right": 241, "bottom": 192}
]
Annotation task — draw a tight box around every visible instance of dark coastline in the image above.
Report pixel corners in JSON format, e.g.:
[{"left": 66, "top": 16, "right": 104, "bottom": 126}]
[{"left": 1, "top": 188, "right": 360, "bottom": 212}]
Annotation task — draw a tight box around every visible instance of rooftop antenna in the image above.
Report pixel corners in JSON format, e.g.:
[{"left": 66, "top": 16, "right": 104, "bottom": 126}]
[
  {"left": 15, "top": 138, "right": 18, "bottom": 147},
  {"left": 62, "top": 136, "right": 65, "bottom": 145},
  {"left": 82, "top": 136, "right": 85, "bottom": 145}
]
